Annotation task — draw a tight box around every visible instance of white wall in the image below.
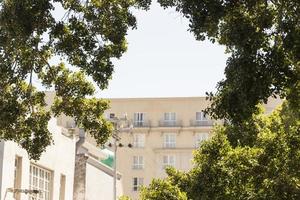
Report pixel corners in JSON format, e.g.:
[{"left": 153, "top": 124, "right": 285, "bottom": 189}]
[
  {"left": 0, "top": 118, "right": 76, "bottom": 200},
  {"left": 85, "top": 161, "right": 123, "bottom": 200}
]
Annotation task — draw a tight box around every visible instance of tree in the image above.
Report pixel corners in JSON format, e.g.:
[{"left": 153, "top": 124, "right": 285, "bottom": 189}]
[
  {"left": 0, "top": 0, "right": 148, "bottom": 160},
  {"left": 118, "top": 196, "right": 132, "bottom": 200},
  {"left": 139, "top": 1, "right": 300, "bottom": 199},
  {"left": 140, "top": 179, "right": 188, "bottom": 200},
  {"left": 157, "top": 0, "right": 300, "bottom": 124},
  {"left": 141, "top": 102, "right": 300, "bottom": 199}
]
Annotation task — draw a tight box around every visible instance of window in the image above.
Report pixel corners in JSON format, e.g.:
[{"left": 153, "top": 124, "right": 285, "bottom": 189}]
[
  {"left": 164, "top": 112, "right": 176, "bottom": 126},
  {"left": 132, "top": 177, "right": 144, "bottom": 191},
  {"left": 29, "top": 164, "right": 52, "bottom": 200},
  {"left": 134, "top": 113, "right": 145, "bottom": 126},
  {"left": 132, "top": 156, "right": 144, "bottom": 169},
  {"left": 164, "top": 112, "right": 176, "bottom": 123},
  {"left": 164, "top": 133, "right": 176, "bottom": 148},
  {"left": 195, "top": 133, "right": 209, "bottom": 148},
  {"left": 59, "top": 175, "right": 66, "bottom": 200},
  {"left": 196, "top": 112, "right": 207, "bottom": 121},
  {"left": 109, "top": 113, "right": 115, "bottom": 119},
  {"left": 163, "top": 155, "right": 175, "bottom": 168},
  {"left": 14, "top": 156, "right": 22, "bottom": 200},
  {"left": 133, "top": 134, "right": 145, "bottom": 148}
]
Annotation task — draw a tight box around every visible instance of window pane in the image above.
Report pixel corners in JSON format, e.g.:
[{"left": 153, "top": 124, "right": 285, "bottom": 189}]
[
  {"left": 29, "top": 164, "right": 52, "bottom": 200},
  {"left": 164, "top": 112, "right": 176, "bottom": 121},
  {"left": 164, "top": 133, "right": 176, "bottom": 148},
  {"left": 196, "top": 112, "right": 207, "bottom": 121},
  {"left": 164, "top": 113, "right": 167, "bottom": 120},
  {"left": 133, "top": 134, "right": 145, "bottom": 148},
  {"left": 171, "top": 113, "right": 176, "bottom": 120},
  {"left": 195, "top": 133, "right": 209, "bottom": 148}
]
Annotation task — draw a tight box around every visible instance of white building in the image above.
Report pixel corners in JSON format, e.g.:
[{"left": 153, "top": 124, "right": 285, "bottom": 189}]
[
  {"left": 0, "top": 97, "right": 124, "bottom": 200},
  {"left": 73, "top": 130, "right": 123, "bottom": 200},
  {"left": 0, "top": 117, "right": 76, "bottom": 200}
]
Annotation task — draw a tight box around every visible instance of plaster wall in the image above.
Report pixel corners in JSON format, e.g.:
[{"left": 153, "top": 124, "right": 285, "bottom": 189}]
[
  {"left": 85, "top": 162, "right": 123, "bottom": 200},
  {"left": 0, "top": 118, "right": 76, "bottom": 200}
]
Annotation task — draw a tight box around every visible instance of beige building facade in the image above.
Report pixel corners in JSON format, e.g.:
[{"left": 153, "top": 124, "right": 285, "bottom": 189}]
[
  {"left": 105, "top": 97, "right": 217, "bottom": 199},
  {"left": 105, "top": 97, "right": 282, "bottom": 199}
]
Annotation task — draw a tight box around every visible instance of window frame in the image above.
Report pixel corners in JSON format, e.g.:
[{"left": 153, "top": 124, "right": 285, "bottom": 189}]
[
  {"left": 29, "top": 164, "right": 53, "bottom": 200},
  {"left": 134, "top": 112, "right": 145, "bottom": 126},
  {"left": 163, "top": 133, "right": 176, "bottom": 148},
  {"left": 164, "top": 112, "right": 176, "bottom": 126},
  {"left": 14, "top": 156, "right": 22, "bottom": 200},
  {"left": 195, "top": 132, "right": 209, "bottom": 148},
  {"left": 132, "top": 177, "right": 144, "bottom": 192},
  {"left": 162, "top": 155, "right": 176, "bottom": 169},
  {"left": 59, "top": 174, "right": 66, "bottom": 200},
  {"left": 132, "top": 156, "right": 144, "bottom": 170},
  {"left": 133, "top": 134, "right": 145, "bottom": 148},
  {"left": 196, "top": 111, "right": 208, "bottom": 121}
]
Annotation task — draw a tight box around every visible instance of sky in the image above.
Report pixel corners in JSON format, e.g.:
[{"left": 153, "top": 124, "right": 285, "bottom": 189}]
[
  {"left": 44, "top": 1, "right": 229, "bottom": 98},
  {"left": 97, "top": 1, "right": 229, "bottom": 98}
]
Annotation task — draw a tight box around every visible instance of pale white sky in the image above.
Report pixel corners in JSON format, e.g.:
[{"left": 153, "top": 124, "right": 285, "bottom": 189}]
[
  {"left": 98, "top": 1, "right": 229, "bottom": 98},
  {"left": 42, "top": 1, "right": 228, "bottom": 98}
]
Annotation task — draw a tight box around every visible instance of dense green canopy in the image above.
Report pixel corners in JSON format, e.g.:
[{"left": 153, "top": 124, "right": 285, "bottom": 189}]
[
  {"left": 141, "top": 102, "right": 300, "bottom": 199},
  {"left": 140, "top": 179, "right": 188, "bottom": 200},
  {"left": 0, "top": 0, "right": 148, "bottom": 160},
  {"left": 156, "top": 0, "right": 300, "bottom": 124},
  {"left": 139, "top": 1, "right": 300, "bottom": 199}
]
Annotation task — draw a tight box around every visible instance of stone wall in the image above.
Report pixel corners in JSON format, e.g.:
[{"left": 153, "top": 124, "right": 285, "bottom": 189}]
[{"left": 73, "top": 154, "right": 88, "bottom": 200}]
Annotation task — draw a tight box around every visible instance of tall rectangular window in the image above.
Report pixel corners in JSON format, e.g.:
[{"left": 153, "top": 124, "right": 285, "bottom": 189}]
[
  {"left": 196, "top": 112, "right": 207, "bottom": 121},
  {"left": 164, "top": 112, "right": 176, "bottom": 126},
  {"left": 195, "top": 133, "right": 209, "bottom": 148},
  {"left": 29, "top": 164, "right": 52, "bottom": 200},
  {"left": 132, "top": 156, "right": 144, "bottom": 169},
  {"left": 59, "top": 174, "right": 66, "bottom": 200},
  {"left": 132, "top": 177, "right": 144, "bottom": 191},
  {"left": 14, "top": 156, "right": 22, "bottom": 200},
  {"left": 164, "top": 133, "right": 176, "bottom": 148},
  {"left": 162, "top": 155, "right": 175, "bottom": 168},
  {"left": 134, "top": 113, "right": 145, "bottom": 127},
  {"left": 133, "top": 134, "right": 145, "bottom": 148}
]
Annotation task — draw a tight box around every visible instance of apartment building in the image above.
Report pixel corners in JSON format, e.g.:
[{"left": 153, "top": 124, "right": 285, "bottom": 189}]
[
  {"left": 105, "top": 96, "right": 282, "bottom": 199},
  {"left": 105, "top": 97, "right": 217, "bottom": 199}
]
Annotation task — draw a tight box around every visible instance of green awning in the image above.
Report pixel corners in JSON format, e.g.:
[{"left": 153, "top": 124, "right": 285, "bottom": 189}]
[{"left": 101, "top": 155, "right": 114, "bottom": 168}]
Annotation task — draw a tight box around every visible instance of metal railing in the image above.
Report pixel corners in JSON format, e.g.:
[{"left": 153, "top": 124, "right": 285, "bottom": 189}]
[
  {"left": 159, "top": 120, "right": 182, "bottom": 127},
  {"left": 132, "top": 120, "right": 151, "bottom": 127},
  {"left": 190, "top": 120, "right": 214, "bottom": 127}
]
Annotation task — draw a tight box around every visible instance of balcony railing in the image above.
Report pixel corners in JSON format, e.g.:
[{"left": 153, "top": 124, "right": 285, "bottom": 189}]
[
  {"left": 133, "top": 120, "right": 151, "bottom": 128},
  {"left": 190, "top": 120, "right": 214, "bottom": 127},
  {"left": 159, "top": 120, "right": 182, "bottom": 127}
]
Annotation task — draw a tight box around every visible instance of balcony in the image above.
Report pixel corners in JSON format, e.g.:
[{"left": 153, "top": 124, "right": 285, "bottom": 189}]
[
  {"left": 159, "top": 120, "right": 182, "bottom": 127},
  {"left": 190, "top": 120, "right": 214, "bottom": 127},
  {"left": 132, "top": 120, "right": 151, "bottom": 128}
]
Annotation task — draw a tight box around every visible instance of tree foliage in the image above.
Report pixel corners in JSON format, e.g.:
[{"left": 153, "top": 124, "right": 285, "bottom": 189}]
[
  {"left": 140, "top": 1, "right": 300, "bottom": 199},
  {"left": 157, "top": 0, "right": 300, "bottom": 124},
  {"left": 118, "top": 196, "right": 132, "bottom": 200},
  {"left": 140, "top": 179, "right": 188, "bottom": 200},
  {"left": 142, "top": 102, "right": 300, "bottom": 199},
  {"left": 0, "top": 0, "right": 148, "bottom": 160}
]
